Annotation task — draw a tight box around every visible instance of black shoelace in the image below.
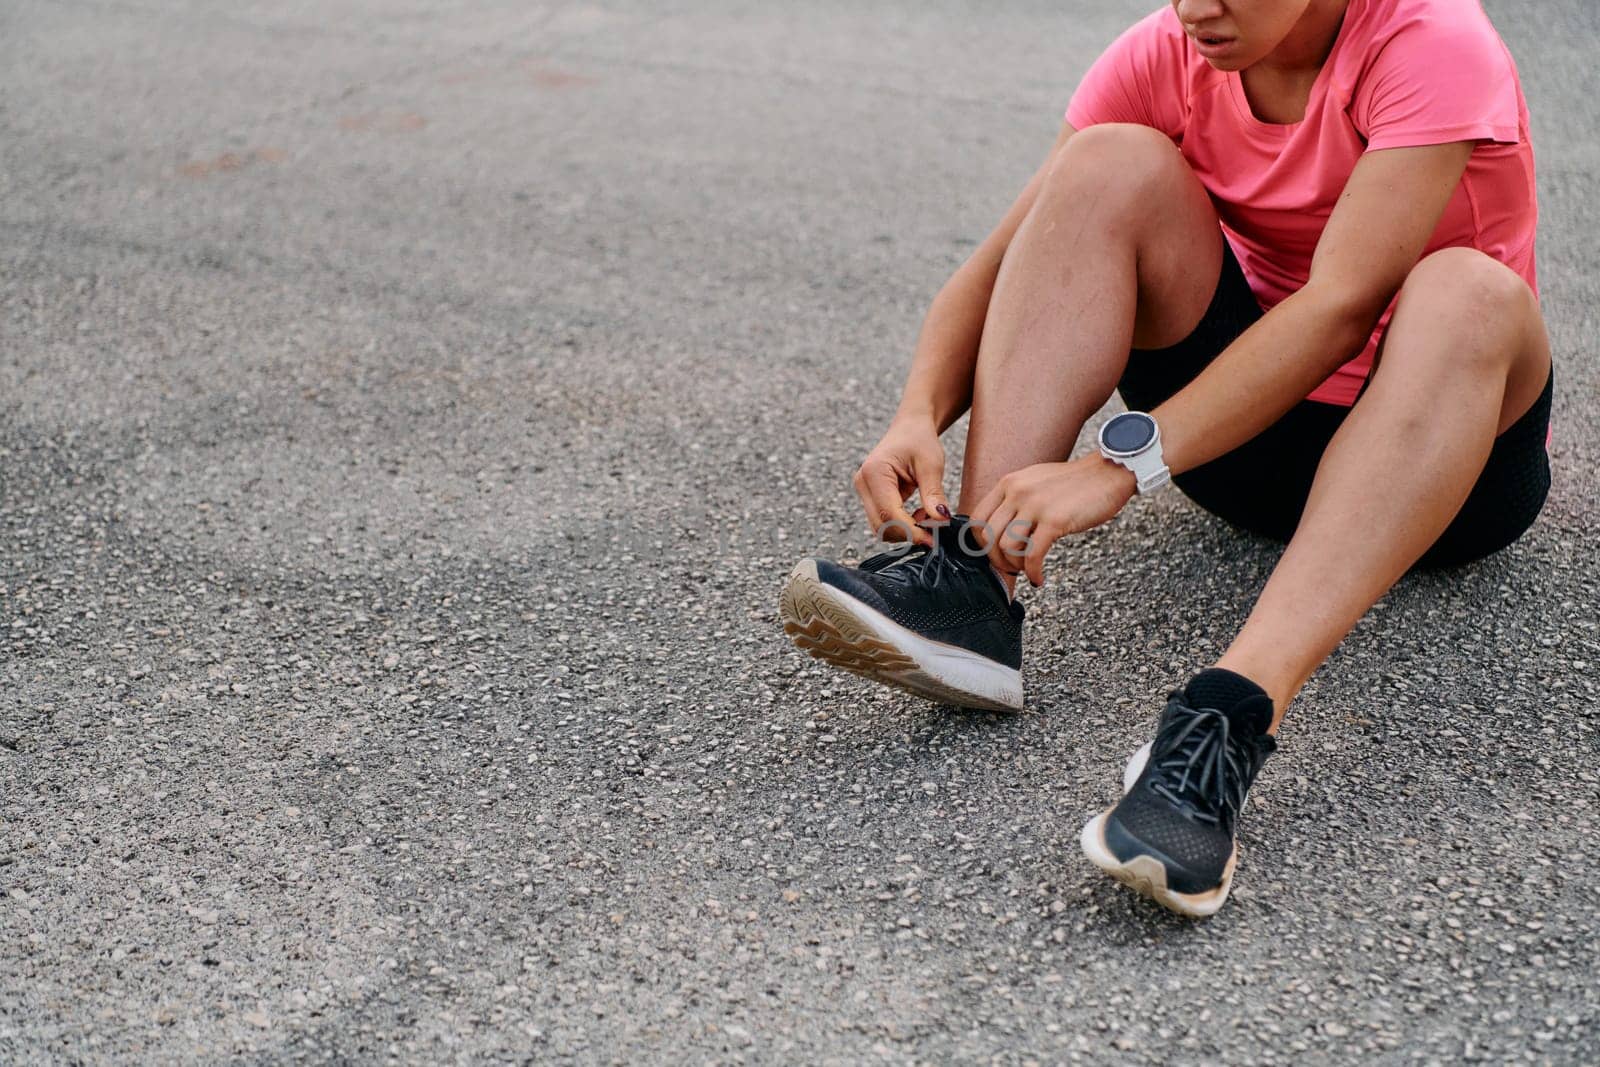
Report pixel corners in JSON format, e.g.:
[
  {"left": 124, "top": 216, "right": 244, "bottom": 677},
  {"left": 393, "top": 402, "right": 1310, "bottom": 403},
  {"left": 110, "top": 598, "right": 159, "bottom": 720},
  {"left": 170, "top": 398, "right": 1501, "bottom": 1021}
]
[
  {"left": 1147, "top": 699, "right": 1267, "bottom": 833},
  {"left": 858, "top": 529, "right": 963, "bottom": 587}
]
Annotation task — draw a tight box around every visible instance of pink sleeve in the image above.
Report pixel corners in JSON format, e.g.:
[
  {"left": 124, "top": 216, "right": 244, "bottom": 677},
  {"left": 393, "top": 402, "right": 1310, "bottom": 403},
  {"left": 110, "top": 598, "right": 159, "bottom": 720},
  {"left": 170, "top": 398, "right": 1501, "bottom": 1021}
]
[
  {"left": 1353, "top": 12, "right": 1521, "bottom": 151},
  {"left": 1065, "top": 9, "right": 1188, "bottom": 140}
]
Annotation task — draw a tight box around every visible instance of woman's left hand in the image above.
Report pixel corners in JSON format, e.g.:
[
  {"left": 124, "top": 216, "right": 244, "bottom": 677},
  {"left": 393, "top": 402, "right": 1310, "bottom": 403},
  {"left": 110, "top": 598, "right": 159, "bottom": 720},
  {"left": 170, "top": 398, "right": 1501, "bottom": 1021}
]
[{"left": 969, "top": 455, "right": 1138, "bottom": 587}]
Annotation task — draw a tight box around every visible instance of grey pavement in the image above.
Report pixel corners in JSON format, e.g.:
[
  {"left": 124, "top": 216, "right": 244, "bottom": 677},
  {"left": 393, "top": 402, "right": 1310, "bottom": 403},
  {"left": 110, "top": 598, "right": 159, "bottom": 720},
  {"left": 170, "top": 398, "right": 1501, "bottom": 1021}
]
[{"left": 2, "top": 0, "right": 1598, "bottom": 1062}]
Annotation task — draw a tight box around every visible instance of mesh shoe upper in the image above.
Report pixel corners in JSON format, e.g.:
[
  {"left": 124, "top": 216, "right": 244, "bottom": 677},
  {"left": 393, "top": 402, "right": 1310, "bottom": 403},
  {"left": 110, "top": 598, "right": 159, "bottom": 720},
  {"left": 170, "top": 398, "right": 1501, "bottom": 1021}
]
[
  {"left": 1104, "top": 692, "right": 1277, "bottom": 895},
  {"left": 813, "top": 516, "right": 1024, "bottom": 669}
]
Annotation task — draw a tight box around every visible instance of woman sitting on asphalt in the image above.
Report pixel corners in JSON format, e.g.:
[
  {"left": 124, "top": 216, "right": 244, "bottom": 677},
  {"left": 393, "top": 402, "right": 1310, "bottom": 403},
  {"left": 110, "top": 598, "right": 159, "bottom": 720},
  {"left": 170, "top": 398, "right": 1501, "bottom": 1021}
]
[{"left": 779, "top": 0, "right": 1549, "bottom": 917}]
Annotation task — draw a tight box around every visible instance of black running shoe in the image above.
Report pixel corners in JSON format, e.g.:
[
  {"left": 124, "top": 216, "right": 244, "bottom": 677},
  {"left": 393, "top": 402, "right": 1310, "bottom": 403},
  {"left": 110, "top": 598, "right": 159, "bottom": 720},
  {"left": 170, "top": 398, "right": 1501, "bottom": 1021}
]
[
  {"left": 779, "top": 515, "right": 1025, "bottom": 711},
  {"left": 1080, "top": 690, "right": 1276, "bottom": 916}
]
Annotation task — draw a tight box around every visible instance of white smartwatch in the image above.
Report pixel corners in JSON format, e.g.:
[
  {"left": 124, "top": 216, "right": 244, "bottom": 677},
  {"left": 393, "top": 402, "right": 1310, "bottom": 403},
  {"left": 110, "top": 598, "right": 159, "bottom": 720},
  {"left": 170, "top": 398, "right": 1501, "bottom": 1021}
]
[{"left": 1097, "top": 411, "right": 1171, "bottom": 494}]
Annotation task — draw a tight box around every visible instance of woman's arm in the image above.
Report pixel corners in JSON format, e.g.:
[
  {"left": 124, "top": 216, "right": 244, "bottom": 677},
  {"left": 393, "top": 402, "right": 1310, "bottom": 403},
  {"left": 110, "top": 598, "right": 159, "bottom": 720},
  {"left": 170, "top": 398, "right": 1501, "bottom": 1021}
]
[
  {"left": 851, "top": 122, "right": 1080, "bottom": 544},
  {"left": 1153, "top": 141, "right": 1475, "bottom": 474},
  {"left": 893, "top": 121, "right": 1078, "bottom": 433}
]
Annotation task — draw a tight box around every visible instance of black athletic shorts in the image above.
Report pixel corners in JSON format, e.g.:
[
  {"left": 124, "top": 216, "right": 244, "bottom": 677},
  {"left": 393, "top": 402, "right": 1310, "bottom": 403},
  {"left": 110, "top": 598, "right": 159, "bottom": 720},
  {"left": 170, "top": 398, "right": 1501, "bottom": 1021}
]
[{"left": 1118, "top": 240, "right": 1552, "bottom": 569}]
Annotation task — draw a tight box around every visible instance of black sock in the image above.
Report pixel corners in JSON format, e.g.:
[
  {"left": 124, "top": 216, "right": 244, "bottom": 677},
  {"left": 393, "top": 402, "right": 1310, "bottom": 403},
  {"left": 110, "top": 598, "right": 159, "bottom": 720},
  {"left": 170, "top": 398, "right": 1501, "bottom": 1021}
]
[{"left": 1185, "top": 667, "right": 1273, "bottom": 735}]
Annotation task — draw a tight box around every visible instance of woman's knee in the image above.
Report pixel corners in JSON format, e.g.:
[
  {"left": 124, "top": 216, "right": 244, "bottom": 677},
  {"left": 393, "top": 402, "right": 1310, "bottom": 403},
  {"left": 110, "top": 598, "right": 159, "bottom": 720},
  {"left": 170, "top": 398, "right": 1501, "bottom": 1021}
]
[
  {"left": 1399, "top": 248, "right": 1534, "bottom": 327},
  {"left": 1042, "top": 123, "right": 1192, "bottom": 205},
  {"left": 1389, "top": 248, "right": 1538, "bottom": 373}
]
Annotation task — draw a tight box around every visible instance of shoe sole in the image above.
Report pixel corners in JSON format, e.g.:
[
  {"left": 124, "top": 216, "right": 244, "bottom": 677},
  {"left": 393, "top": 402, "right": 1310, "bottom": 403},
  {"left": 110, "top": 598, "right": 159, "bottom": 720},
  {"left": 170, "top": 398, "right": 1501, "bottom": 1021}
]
[
  {"left": 1079, "top": 812, "right": 1235, "bottom": 918},
  {"left": 1078, "top": 745, "right": 1234, "bottom": 919},
  {"left": 778, "top": 560, "right": 1023, "bottom": 712}
]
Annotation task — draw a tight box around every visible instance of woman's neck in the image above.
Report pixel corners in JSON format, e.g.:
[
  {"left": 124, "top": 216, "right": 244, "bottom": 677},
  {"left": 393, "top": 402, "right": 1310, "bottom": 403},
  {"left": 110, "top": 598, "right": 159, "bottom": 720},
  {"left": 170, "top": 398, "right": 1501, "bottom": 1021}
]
[
  {"left": 1237, "top": 0, "right": 1351, "bottom": 124},
  {"left": 1259, "top": 0, "right": 1350, "bottom": 77}
]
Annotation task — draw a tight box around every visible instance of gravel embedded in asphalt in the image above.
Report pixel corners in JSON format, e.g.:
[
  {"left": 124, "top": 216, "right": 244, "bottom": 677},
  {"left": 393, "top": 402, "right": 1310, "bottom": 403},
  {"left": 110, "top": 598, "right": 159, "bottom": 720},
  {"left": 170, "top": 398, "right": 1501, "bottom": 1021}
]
[{"left": 2, "top": 0, "right": 1598, "bottom": 1062}]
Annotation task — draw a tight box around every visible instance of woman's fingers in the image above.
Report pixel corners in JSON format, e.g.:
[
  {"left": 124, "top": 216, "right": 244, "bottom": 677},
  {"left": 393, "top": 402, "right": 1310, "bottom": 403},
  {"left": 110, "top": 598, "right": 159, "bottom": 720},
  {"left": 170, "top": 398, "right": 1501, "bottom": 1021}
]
[
  {"left": 1022, "top": 524, "right": 1058, "bottom": 587},
  {"left": 969, "top": 486, "right": 1026, "bottom": 571},
  {"left": 982, "top": 502, "right": 1021, "bottom": 574},
  {"left": 853, "top": 462, "right": 929, "bottom": 546},
  {"left": 997, "top": 515, "right": 1034, "bottom": 575},
  {"left": 967, "top": 460, "right": 1124, "bottom": 587},
  {"left": 968, "top": 483, "right": 1003, "bottom": 536},
  {"left": 913, "top": 448, "right": 951, "bottom": 521}
]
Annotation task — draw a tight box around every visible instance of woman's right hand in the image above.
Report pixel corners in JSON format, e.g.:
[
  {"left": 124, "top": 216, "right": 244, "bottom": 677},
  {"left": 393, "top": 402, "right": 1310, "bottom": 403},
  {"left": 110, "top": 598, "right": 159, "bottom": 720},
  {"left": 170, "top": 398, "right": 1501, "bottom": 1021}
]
[{"left": 851, "top": 416, "right": 952, "bottom": 548}]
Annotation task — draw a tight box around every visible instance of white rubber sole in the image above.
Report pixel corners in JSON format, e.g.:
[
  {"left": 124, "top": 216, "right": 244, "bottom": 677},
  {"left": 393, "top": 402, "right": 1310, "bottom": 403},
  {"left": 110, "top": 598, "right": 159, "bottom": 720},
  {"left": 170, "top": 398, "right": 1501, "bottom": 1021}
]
[
  {"left": 1078, "top": 743, "right": 1236, "bottom": 919},
  {"left": 778, "top": 560, "right": 1023, "bottom": 712}
]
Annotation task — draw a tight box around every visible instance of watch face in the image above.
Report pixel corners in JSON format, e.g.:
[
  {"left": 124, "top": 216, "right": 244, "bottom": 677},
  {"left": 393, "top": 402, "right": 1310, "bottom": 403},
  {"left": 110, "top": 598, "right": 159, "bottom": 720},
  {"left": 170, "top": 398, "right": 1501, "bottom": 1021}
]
[{"left": 1102, "top": 412, "right": 1157, "bottom": 455}]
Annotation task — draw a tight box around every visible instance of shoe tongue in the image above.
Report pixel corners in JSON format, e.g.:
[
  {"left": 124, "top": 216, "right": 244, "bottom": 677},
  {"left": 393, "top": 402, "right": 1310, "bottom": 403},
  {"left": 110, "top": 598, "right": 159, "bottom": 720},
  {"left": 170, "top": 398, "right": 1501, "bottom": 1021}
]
[
  {"left": 936, "top": 515, "right": 982, "bottom": 560},
  {"left": 936, "top": 515, "right": 1021, "bottom": 605},
  {"left": 1184, "top": 668, "right": 1273, "bottom": 736},
  {"left": 1222, "top": 694, "right": 1274, "bottom": 737}
]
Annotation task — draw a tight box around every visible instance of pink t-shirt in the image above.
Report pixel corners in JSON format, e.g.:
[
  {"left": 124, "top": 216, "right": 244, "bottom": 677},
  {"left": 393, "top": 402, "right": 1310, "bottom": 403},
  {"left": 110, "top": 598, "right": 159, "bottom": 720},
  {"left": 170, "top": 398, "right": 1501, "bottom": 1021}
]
[{"left": 1066, "top": 0, "right": 1537, "bottom": 406}]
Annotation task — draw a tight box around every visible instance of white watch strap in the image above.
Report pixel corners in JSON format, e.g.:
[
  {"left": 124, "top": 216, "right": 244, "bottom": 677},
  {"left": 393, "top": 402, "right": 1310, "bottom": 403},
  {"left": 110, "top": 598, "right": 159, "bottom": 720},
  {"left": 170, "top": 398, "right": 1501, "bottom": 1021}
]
[{"left": 1128, "top": 450, "right": 1171, "bottom": 494}]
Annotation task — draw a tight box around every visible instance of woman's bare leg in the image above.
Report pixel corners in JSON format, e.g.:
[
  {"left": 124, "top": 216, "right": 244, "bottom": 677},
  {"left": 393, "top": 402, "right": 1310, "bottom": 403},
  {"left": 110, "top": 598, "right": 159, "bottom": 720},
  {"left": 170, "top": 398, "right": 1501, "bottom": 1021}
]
[
  {"left": 1215, "top": 248, "right": 1552, "bottom": 729},
  {"left": 955, "top": 124, "right": 1224, "bottom": 514}
]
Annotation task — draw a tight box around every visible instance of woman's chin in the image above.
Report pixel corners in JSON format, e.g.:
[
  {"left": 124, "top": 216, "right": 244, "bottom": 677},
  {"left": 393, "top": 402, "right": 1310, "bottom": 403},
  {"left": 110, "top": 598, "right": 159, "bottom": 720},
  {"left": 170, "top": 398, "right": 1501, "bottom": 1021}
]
[{"left": 1194, "top": 38, "right": 1252, "bottom": 71}]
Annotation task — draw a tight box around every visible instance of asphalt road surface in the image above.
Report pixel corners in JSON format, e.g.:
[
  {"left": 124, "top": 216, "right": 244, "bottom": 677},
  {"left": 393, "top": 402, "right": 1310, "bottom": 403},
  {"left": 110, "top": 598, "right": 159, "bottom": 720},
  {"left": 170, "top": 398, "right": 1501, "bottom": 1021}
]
[{"left": 3, "top": 1, "right": 1598, "bottom": 1063}]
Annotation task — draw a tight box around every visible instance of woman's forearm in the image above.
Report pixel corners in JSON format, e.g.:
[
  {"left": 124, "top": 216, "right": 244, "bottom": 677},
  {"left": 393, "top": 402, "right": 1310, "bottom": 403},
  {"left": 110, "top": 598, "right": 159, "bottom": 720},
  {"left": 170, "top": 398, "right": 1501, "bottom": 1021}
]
[
  {"left": 1153, "top": 284, "right": 1382, "bottom": 475},
  {"left": 893, "top": 257, "right": 1003, "bottom": 433}
]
